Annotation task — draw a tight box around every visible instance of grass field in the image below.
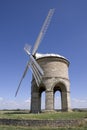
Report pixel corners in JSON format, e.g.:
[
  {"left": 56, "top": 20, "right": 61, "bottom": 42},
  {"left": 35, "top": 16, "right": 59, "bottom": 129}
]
[
  {"left": 0, "top": 125, "right": 87, "bottom": 130},
  {"left": 0, "top": 110, "right": 87, "bottom": 120},
  {"left": 0, "top": 110, "right": 87, "bottom": 130}
]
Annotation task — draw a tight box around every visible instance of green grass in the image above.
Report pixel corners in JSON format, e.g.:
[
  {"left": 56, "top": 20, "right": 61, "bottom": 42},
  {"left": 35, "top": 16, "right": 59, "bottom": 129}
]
[
  {"left": 0, "top": 125, "right": 87, "bottom": 130},
  {"left": 0, "top": 110, "right": 87, "bottom": 120}
]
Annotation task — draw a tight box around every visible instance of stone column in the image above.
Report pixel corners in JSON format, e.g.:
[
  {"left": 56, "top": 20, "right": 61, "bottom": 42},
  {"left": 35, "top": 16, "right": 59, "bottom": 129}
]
[
  {"left": 45, "top": 90, "right": 54, "bottom": 111},
  {"left": 66, "top": 91, "right": 71, "bottom": 111},
  {"left": 61, "top": 91, "right": 71, "bottom": 111},
  {"left": 31, "top": 92, "right": 40, "bottom": 113}
]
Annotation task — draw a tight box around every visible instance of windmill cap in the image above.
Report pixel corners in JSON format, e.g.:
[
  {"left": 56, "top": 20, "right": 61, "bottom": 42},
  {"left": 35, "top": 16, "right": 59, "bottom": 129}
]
[
  {"left": 36, "top": 53, "right": 70, "bottom": 66},
  {"left": 36, "top": 53, "right": 68, "bottom": 60}
]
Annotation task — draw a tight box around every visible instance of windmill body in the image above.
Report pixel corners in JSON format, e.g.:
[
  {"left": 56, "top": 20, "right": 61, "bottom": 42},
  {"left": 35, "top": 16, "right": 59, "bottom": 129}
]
[
  {"left": 31, "top": 53, "right": 71, "bottom": 113},
  {"left": 15, "top": 9, "right": 71, "bottom": 113}
]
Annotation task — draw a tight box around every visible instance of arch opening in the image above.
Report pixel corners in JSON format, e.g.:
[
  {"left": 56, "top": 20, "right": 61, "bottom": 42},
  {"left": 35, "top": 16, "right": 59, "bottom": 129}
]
[
  {"left": 54, "top": 91, "right": 61, "bottom": 111},
  {"left": 41, "top": 91, "right": 45, "bottom": 111},
  {"left": 53, "top": 82, "right": 67, "bottom": 111},
  {"left": 39, "top": 86, "right": 46, "bottom": 112}
]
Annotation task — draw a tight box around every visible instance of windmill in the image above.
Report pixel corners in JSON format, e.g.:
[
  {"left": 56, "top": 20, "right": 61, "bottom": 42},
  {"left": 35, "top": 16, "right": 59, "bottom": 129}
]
[{"left": 15, "top": 9, "right": 55, "bottom": 97}]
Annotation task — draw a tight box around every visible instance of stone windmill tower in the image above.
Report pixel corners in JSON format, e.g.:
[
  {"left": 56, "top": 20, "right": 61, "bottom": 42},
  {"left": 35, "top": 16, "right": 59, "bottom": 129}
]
[
  {"left": 31, "top": 53, "right": 71, "bottom": 113},
  {"left": 15, "top": 9, "right": 71, "bottom": 113}
]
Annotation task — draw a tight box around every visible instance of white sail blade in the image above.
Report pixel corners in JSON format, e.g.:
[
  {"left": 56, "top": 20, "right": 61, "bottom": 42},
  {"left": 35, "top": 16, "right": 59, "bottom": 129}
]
[
  {"left": 30, "top": 64, "right": 40, "bottom": 87},
  {"left": 30, "top": 59, "right": 43, "bottom": 87},
  {"left": 32, "top": 62, "right": 42, "bottom": 82},
  {"left": 24, "top": 44, "right": 31, "bottom": 55},
  {"left": 32, "top": 8, "right": 55, "bottom": 55},
  {"left": 15, "top": 62, "right": 30, "bottom": 97},
  {"left": 24, "top": 44, "right": 44, "bottom": 77},
  {"left": 32, "top": 66, "right": 40, "bottom": 86},
  {"left": 30, "top": 55, "right": 44, "bottom": 76}
]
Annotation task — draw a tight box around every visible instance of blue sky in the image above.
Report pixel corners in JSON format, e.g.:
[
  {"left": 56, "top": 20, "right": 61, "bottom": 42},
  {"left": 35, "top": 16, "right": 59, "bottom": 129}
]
[{"left": 0, "top": 0, "right": 87, "bottom": 110}]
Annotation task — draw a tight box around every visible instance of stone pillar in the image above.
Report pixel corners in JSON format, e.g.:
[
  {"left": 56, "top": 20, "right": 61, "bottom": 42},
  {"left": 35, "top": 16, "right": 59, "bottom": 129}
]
[
  {"left": 45, "top": 90, "right": 54, "bottom": 111},
  {"left": 61, "top": 91, "right": 71, "bottom": 111},
  {"left": 66, "top": 91, "right": 71, "bottom": 111},
  {"left": 31, "top": 82, "right": 41, "bottom": 113},
  {"left": 31, "top": 92, "right": 40, "bottom": 113}
]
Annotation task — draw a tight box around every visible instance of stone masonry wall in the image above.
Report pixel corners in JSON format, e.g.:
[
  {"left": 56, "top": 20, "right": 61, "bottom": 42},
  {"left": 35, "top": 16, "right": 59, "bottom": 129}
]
[
  {"left": 37, "top": 56, "right": 69, "bottom": 79},
  {"left": 0, "top": 119, "right": 86, "bottom": 127}
]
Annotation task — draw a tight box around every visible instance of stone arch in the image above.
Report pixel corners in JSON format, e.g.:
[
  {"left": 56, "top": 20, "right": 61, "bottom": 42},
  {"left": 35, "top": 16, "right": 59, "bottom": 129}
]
[
  {"left": 53, "top": 81, "right": 70, "bottom": 111},
  {"left": 31, "top": 82, "right": 46, "bottom": 113},
  {"left": 53, "top": 82, "right": 67, "bottom": 92}
]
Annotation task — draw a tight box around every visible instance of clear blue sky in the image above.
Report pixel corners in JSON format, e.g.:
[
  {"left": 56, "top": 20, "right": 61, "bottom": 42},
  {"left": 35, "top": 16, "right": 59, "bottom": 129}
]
[{"left": 0, "top": 0, "right": 87, "bottom": 109}]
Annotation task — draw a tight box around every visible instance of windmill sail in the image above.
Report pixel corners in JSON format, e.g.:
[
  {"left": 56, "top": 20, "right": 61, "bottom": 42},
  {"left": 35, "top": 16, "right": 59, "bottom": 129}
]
[
  {"left": 30, "top": 55, "right": 44, "bottom": 75},
  {"left": 30, "top": 64, "right": 42, "bottom": 86},
  {"left": 32, "top": 8, "right": 55, "bottom": 55},
  {"left": 15, "top": 8, "right": 55, "bottom": 96},
  {"left": 24, "top": 44, "right": 44, "bottom": 76},
  {"left": 30, "top": 55, "right": 44, "bottom": 86},
  {"left": 15, "top": 62, "right": 30, "bottom": 97}
]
